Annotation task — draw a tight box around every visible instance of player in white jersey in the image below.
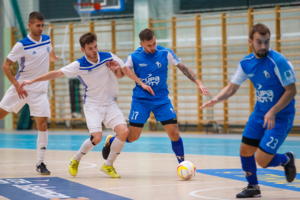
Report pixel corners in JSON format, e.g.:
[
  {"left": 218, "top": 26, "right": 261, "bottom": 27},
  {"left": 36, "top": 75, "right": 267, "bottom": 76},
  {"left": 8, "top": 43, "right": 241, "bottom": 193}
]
[
  {"left": 20, "top": 32, "right": 154, "bottom": 178},
  {"left": 201, "top": 24, "right": 297, "bottom": 198},
  {"left": 0, "top": 12, "right": 58, "bottom": 175}
]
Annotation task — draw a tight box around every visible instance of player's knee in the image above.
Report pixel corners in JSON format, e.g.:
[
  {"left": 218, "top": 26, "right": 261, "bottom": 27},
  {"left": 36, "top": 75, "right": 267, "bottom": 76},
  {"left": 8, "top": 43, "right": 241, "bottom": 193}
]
[
  {"left": 90, "top": 135, "right": 101, "bottom": 145},
  {"left": 255, "top": 156, "right": 268, "bottom": 168},
  {"left": 117, "top": 128, "right": 129, "bottom": 141}
]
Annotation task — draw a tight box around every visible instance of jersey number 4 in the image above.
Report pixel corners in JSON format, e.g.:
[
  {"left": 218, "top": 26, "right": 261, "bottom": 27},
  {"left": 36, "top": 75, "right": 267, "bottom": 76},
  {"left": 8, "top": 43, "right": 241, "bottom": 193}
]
[{"left": 131, "top": 111, "right": 139, "bottom": 120}]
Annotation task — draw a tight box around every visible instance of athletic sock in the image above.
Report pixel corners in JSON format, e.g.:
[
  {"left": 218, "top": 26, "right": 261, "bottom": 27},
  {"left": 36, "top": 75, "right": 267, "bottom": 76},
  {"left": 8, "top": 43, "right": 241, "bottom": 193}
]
[
  {"left": 266, "top": 153, "right": 289, "bottom": 167},
  {"left": 74, "top": 138, "right": 94, "bottom": 162},
  {"left": 105, "top": 137, "right": 125, "bottom": 166},
  {"left": 37, "top": 130, "right": 48, "bottom": 166},
  {"left": 241, "top": 155, "right": 258, "bottom": 185},
  {"left": 171, "top": 137, "right": 184, "bottom": 163}
]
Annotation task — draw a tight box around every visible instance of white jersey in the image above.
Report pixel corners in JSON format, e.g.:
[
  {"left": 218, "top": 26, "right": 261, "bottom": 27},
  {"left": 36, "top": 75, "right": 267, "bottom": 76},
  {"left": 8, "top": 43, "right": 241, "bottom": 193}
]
[
  {"left": 7, "top": 34, "right": 52, "bottom": 93},
  {"left": 61, "top": 51, "right": 124, "bottom": 106}
]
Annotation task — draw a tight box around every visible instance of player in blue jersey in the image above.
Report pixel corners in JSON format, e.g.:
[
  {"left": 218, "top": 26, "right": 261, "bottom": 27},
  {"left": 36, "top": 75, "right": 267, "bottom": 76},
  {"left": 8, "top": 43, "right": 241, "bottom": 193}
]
[
  {"left": 0, "top": 12, "right": 58, "bottom": 175},
  {"left": 200, "top": 23, "right": 297, "bottom": 198},
  {"left": 102, "top": 28, "right": 210, "bottom": 164}
]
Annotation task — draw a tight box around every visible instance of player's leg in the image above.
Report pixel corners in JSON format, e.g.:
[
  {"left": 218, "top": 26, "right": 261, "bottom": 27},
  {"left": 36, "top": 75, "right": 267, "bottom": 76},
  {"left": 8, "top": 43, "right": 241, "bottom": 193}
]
[
  {"left": 255, "top": 114, "right": 295, "bottom": 183},
  {"left": 152, "top": 98, "right": 183, "bottom": 163},
  {"left": 69, "top": 104, "right": 104, "bottom": 176},
  {"left": 27, "top": 91, "right": 51, "bottom": 175},
  {"left": 102, "top": 98, "right": 150, "bottom": 160},
  {"left": 100, "top": 103, "right": 128, "bottom": 178},
  {"left": 0, "top": 108, "right": 10, "bottom": 120},
  {"left": 34, "top": 116, "right": 50, "bottom": 175},
  {"left": 236, "top": 112, "right": 264, "bottom": 198},
  {"left": 0, "top": 85, "right": 26, "bottom": 120}
]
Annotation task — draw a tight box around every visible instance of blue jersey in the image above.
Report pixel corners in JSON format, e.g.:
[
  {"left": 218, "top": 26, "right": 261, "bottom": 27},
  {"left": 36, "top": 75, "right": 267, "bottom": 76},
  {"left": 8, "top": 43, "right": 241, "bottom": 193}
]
[
  {"left": 231, "top": 49, "right": 296, "bottom": 117},
  {"left": 124, "top": 45, "right": 181, "bottom": 100}
]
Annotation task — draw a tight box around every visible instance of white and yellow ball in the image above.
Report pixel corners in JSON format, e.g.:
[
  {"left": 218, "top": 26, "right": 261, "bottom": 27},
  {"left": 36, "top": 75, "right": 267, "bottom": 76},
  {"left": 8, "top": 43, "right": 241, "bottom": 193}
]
[{"left": 177, "top": 161, "right": 196, "bottom": 180}]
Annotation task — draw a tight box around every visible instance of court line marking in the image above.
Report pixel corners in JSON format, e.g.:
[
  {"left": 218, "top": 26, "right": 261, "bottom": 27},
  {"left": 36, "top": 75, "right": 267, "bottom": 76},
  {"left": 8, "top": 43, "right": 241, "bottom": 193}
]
[
  {"left": 0, "top": 161, "right": 97, "bottom": 174},
  {"left": 99, "top": 181, "right": 240, "bottom": 190},
  {"left": 189, "top": 186, "right": 300, "bottom": 199}
]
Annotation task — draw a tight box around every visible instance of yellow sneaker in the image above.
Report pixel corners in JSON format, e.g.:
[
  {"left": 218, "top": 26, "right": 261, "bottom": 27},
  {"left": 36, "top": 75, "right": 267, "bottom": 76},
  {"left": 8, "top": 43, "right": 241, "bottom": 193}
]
[
  {"left": 102, "top": 135, "right": 114, "bottom": 160},
  {"left": 69, "top": 157, "right": 79, "bottom": 177},
  {"left": 100, "top": 163, "right": 120, "bottom": 178}
]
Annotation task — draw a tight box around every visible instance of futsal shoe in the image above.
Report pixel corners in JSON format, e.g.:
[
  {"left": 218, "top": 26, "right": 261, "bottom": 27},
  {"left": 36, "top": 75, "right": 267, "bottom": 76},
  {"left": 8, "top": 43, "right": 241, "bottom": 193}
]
[
  {"left": 284, "top": 152, "right": 296, "bottom": 183},
  {"left": 69, "top": 157, "right": 79, "bottom": 177},
  {"left": 36, "top": 162, "right": 50, "bottom": 175},
  {"left": 236, "top": 185, "right": 261, "bottom": 198},
  {"left": 102, "top": 135, "right": 114, "bottom": 160},
  {"left": 100, "top": 163, "right": 120, "bottom": 178}
]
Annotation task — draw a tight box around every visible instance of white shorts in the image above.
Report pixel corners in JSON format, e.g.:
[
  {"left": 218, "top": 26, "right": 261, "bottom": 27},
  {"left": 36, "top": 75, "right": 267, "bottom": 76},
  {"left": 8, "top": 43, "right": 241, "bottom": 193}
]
[
  {"left": 84, "top": 101, "right": 127, "bottom": 133},
  {"left": 0, "top": 85, "right": 50, "bottom": 117}
]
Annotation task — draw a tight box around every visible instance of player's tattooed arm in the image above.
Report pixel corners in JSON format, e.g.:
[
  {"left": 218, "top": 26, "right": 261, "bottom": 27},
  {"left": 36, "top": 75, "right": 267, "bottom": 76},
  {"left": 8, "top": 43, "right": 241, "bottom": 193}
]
[
  {"left": 5, "top": 57, "right": 14, "bottom": 66},
  {"left": 176, "top": 63, "right": 210, "bottom": 96},
  {"left": 176, "top": 63, "right": 199, "bottom": 82}
]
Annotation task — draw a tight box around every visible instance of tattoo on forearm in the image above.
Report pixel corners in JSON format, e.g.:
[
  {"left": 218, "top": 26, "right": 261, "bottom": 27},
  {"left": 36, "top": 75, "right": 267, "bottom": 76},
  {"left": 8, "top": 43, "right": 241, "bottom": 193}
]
[
  {"left": 177, "top": 63, "right": 199, "bottom": 82},
  {"left": 5, "top": 58, "right": 13, "bottom": 65}
]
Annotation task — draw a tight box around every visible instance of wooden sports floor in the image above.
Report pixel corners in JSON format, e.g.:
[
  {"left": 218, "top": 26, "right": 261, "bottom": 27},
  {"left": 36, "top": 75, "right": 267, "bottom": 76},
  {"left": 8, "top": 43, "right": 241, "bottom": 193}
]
[{"left": 0, "top": 130, "right": 299, "bottom": 200}]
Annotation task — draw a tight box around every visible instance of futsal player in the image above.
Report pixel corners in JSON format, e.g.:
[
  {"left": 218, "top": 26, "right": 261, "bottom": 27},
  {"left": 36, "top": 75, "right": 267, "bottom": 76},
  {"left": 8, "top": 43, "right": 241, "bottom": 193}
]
[
  {"left": 0, "top": 12, "right": 59, "bottom": 175},
  {"left": 20, "top": 32, "right": 154, "bottom": 178},
  {"left": 102, "top": 28, "right": 210, "bottom": 164},
  {"left": 200, "top": 23, "right": 297, "bottom": 198}
]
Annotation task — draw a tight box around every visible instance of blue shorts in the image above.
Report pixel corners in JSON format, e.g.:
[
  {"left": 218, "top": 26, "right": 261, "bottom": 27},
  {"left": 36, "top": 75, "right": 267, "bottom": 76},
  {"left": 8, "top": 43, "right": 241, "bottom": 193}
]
[
  {"left": 128, "top": 97, "right": 177, "bottom": 124},
  {"left": 243, "top": 112, "right": 294, "bottom": 155}
]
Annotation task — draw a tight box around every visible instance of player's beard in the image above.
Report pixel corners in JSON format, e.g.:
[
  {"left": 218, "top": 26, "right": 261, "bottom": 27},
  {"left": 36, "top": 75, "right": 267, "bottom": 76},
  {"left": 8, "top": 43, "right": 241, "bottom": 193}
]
[{"left": 252, "top": 45, "right": 269, "bottom": 58}]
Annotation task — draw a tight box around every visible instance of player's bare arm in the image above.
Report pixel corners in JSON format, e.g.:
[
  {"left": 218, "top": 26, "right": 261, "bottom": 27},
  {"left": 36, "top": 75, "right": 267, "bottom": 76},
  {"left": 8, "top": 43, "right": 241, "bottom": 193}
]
[
  {"left": 263, "top": 83, "right": 297, "bottom": 130},
  {"left": 49, "top": 49, "right": 59, "bottom": 62},
  {"left": 176, "top": 63, "right": 210, "bottom": 96},
  {"left": 2, "top": 57, "right": 28, "bottom": 99},
  {"left": 107, "top": 60, "right": 125, "bottom": 79},
  {"left": 121, "top": 66, "right": 155, "bottom": 96},
  {"left": 200, "top": 83, "right": 240, "bottom": 109},
  {"left": 20, "top": 70, "right": 64, "bottom": 89}
]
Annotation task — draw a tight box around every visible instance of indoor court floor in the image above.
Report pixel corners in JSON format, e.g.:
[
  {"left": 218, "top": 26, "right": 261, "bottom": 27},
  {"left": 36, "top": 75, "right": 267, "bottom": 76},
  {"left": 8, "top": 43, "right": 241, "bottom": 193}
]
[{"left": 0, "top": 130, "right": 299, "bottom": 200}]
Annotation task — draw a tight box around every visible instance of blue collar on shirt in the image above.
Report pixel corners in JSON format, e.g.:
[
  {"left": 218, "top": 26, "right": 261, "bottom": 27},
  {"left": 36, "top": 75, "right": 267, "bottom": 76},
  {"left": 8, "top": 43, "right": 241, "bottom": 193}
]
[{"left": 77, "top": 52, "right": 113, "bottom": 70}]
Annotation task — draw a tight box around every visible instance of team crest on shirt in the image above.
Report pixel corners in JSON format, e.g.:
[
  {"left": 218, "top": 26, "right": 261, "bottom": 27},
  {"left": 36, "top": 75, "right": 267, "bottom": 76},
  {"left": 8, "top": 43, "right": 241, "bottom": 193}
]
[
  {"left": 47, "top": 46, "right": 50, "bottom": 53},
  {"left": 284, "top": 70, "right": 292, "bottom": 80},
  {"left": 156, "top": 61, "right": 162, "bottom": 68},
  {"left": 263, "top": 70, "right": 270, "bottom": 79}
]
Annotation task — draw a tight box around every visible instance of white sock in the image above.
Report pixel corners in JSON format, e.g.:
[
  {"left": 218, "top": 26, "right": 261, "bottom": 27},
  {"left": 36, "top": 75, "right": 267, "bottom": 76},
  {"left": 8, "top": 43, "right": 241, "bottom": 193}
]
[
  {"left": 105, "top": 137, "right": 125, "bottom": 166},
  {"left": 37, "top": 130, "right": 48, "bottom": 166},
  {"left": 74, "top": 138, "right": 94, "bottom": 162}
]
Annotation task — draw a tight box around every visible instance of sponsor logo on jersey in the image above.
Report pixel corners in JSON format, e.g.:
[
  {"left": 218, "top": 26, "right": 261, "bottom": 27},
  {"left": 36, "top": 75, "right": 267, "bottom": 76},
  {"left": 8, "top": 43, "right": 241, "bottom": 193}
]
[
  {"left": 256, "top": 84, "right": 262, "bottom": 89},
  {"left": 140, "top": 74, "right": 160, "bottom": 86},
  {"left": 247, "top": 74, "right": 254, "bottom": 77},
  {"left": 170, "top": 108, "right": 174, "bottom": 113},
  {"left": 263, "top": 70, "right": 270, "bottom": 79},
  {"left": 156, "top": 61, "right": 162, "bottom": 68},
  {"left": 256, "top": 90, "right": 274, "bottom": 103},
  {"left": 139, "top": 63, "right": 147, "bottom": 67},
  {"left": 32, "top": 51, "right": 37, "bottom": 55}
]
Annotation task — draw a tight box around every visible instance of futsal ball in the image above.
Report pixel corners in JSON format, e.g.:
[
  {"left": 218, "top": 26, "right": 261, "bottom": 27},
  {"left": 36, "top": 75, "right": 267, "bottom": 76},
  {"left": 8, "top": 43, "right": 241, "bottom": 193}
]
[{"left": 177, "top": 161, "right": 196, "bottom": 180}]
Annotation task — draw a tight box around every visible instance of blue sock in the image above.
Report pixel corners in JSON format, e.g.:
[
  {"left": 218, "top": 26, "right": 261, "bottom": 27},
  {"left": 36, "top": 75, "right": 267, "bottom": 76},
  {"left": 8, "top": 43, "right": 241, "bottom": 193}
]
[
  {"left": 109, "top": 135, "right": 116, "bottom": 144},
  {"left": 241, "top": 155, "right": 258, "bottom": 185},
  {"left": 109, "top": 135, "right": 131, "bottom": 144},
  {"left": 266, "top": 153, "right": 288, "bottom": 167},
  {"left": 171, "top": 137, "right": 184, "bottom": 163}
]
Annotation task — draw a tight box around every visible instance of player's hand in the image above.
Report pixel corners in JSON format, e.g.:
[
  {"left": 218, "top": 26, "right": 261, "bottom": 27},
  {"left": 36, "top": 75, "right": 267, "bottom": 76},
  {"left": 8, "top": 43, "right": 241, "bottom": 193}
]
[
  {"left": 263, "top": 110, "right": 276, "bottom": 130},
  {"left": 50, "top": 55, "right": 59, "bottom": 62},
  {"left": 197, "top": 83, "right": 210, "bottom": 96},
  {"left": 200, "top": 99, "right": 218, "bottom": 109},
  {"left": 14, "top": 82, "right": 28, "bottom": 99},
  {"left": 141, "top": 83, "right": 155, "bottom": 96},
  {"left": 107, "top": 60, "right": 120, "bottom": 71}
]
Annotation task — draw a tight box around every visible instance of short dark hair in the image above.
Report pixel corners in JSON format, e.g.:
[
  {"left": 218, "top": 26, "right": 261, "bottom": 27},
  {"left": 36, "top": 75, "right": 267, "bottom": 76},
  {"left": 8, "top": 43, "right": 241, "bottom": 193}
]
[
  {"left": 79, "top": 32, "right": 97, "bottom": 48},
  {"left": 249, "top": 23, "right": 271, "bottom": 40},
  {"left": 139, "top": 29, "right": 155, "bottom": 41},
  {"left": 28, "top": 12, "right": 44, "bottom": 23}
]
